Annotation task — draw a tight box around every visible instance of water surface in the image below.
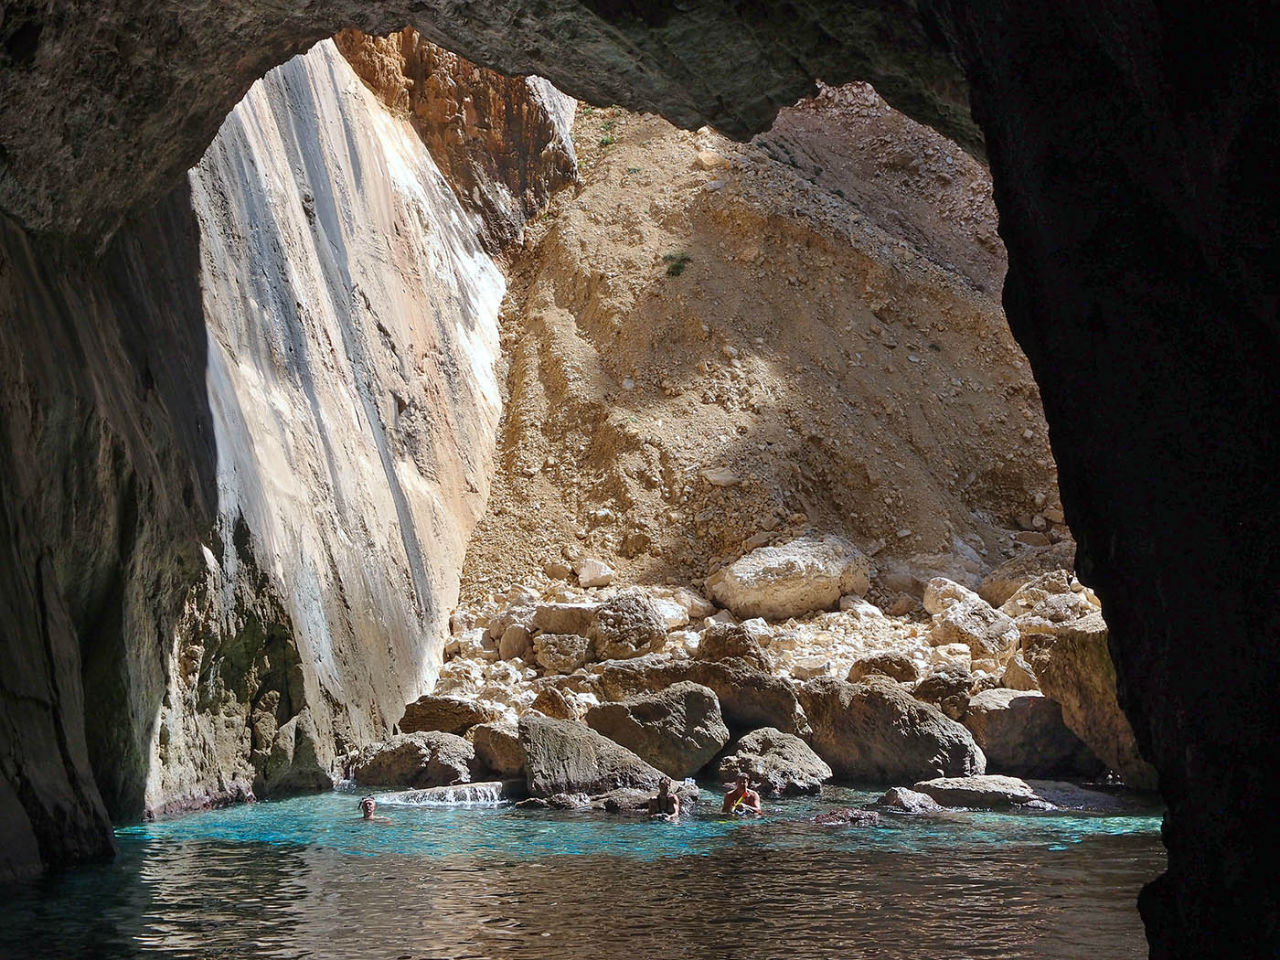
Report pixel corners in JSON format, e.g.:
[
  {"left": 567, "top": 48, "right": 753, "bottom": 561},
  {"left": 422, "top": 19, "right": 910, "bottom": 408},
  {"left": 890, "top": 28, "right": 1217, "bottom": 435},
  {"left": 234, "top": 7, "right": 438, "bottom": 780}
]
[{"left": 1, "top": 786, "right": 1163, "bottom": 959}]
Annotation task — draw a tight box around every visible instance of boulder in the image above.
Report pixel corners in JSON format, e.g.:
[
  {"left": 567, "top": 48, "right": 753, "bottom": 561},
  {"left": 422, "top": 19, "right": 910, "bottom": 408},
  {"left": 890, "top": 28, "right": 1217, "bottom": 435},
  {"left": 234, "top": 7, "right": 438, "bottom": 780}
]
[
  {"left": 1022, "top": 617, "right": 1158, "bottom": 790},
  {"left": 1000, "top": 652, "right": 1039, "bottom": 691},
  {"left": 599, "top": 656, "right": 809, "bottom": 735},
  {"left": 487, "top": 602, "right": 536, "bottom": 640},
  {"left": 912, "top": 669, "right": 991, "bottom": 721},
  {"left": 962, "top": 688, "right": 1104, "bottom": 778},
  {"left": 913, "top": 774, "right": 1044, "bottom": 809},
  {"left": 875, "top": 786, "right": 943, "bottom": 813},
  {"left": 799, "top": 677, "right": 985, "bottom": 782},
  {"left": 515, "top": 793, "right": 591, "bottom": 810},
  {"left": 499, "top": 624, "right": 534, "bottom": 661},
  {"left": 716, "top": 727, "right": 832, "bottom": 796},
  {"left": 812, "top": 808, "right": 881, "bottom": 826},
  {"left": 696, "top": 621, "right": 772, "bottom": 671},
  {"left": 847, "top": 653, "right": 921, "bottom": 684},
  {"left": 588, "top": 590, "right": 669, "bottom": 660},
  {"left": 977, "top": 540, "right": 1077, "bottom": 607},
  {"left": 399, "top": 695, "right": 500, "bottom": 735},
  {"left": 519, "top": 716, "right": 665, "bottom": 796},
  {"left": 530, "top": 687, "right": 577, "bottom": 720},
  {"left": 533, "top": 633, "right": 591, "bottom": 674},
  {"left": 349, "top": 732, "right": 474, "bottom": 788},
  {"left": 705, "top": 535, "right": 871, "bottom": 621},
  {"left": 532, "top": 601, "right": 599, "bottom": 637},
  {"left": 924, "top": 578, "right": 1020, "bottom": 671},
  {"left": 575, "top": 557, "right": 615, "bottom": 587},
  {"left": 584, "top": 681, "right": 729, "bottom": 778},
  {"left": 1000, "top": 570, "right": 1094, "bottom": 623},
  {"left": 471, "top": 722, "right": 525, "bottom": 779}
]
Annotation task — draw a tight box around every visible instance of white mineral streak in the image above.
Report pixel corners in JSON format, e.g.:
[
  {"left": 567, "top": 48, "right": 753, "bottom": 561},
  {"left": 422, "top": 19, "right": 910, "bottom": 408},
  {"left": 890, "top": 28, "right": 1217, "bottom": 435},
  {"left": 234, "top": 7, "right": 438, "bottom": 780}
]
[{"left": 146, "top": 41, "right": 503, "bottom": 808}]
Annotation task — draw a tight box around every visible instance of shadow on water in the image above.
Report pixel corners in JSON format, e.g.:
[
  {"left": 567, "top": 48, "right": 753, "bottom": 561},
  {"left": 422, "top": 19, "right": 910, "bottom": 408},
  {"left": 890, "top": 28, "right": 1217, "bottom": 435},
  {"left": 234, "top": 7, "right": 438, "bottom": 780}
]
[{"left": 0, "top": 788, "right": 1165, "bottom": 959}]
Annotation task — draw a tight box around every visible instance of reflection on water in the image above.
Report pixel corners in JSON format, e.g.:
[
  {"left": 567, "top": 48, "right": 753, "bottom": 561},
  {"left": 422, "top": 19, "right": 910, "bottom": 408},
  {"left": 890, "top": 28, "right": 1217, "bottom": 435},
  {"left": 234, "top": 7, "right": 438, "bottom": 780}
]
[{"left": 0, "top": 787, "right": 1164, "bottom": 959}]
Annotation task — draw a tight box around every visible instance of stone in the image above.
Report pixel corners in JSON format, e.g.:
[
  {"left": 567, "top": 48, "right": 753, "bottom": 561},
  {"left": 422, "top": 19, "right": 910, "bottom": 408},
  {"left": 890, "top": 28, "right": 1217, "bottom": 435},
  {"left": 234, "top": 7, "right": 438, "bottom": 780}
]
[
  {"left": 599, "top": 657, "right": 809, "bottom": 736},
  {"left": 912, "top": 774, "right": 1044, "bottom": 809},
  {"left": 695, "top": 622, "right": 772, "bottom": 671},
  {"left": 518, "top": 716, "right": 665, "bottom": 797},
  {"left": 515, "top": 793, "right": 591, "bottom": 810},
  {"left": 923, "top": 578, "right": 1020, "bottom": 670},
  {"left": 588, "top": 590, "right": 669, "bottom": 660},
  {"left": 1000, "top": 570, "right": 1093, "bottom": 623},
  {"left": 543, "top": 560, "right": 573, "bottom": 580},
  {"left": 487, "top": 602, "right": 536, "bottom": 640},
  {"left": 799, "top": 677, "right": 985, "bottom": 782},
  {"left": 532, "top": 601, "right": 599, "bottom": 636},
  {"left": 471, "top": 722, "right": 525, "bottom": 779},
  {"left": 716, "top": 727, "right": 832, "bottom": 796},
  {"left": 349, "top": 732, "right": 475, "bottom": 788},
  {"left": 584, "top": 682, "right": 729, "bottom": 777},
  {"left": 399, "top": 695, "right": 501, "bottom": 735},
  {"left": 977, "top": 541, "right": 1077, "bottom": 607},
  {"left": 704, "top": 535, "right": 871, "bottom": 621},
  {"left": 693, "top": 149, "right": 728, "bottom": 170},
  {"left": 530, "top": 687, "right": 577, "bottom": 720},
  {"left": 575, "top": 557, "right": 615, "bottom": 588},
  {"left": 532, "top": 633, "right": 592, "bottom": 674},
  {"left": 912, "top": 669, "right": 981, "bottom": 721},
  {"left": 847, "top": 653, "right": 921, "bottom": 684},
  {"left": 812, "top": 808, "right": 881, "bottom": 826},
  {"left": 875, "top": 786, "right": 943, "bottom": 813},
  {"left": 1022, "top": 618, "right": 1158, "bottom": 790},
  {"left": 790, "top": 656, "right": 833, "bottom": 680},
  {"left": 499, "top": 623, "right": 534, "bottom": 661},
  {"left": 962, "top": 688, "right": 1103, "bottom": 778},
  {"left": 1000, "top": 653, "right": 1039, "bottom": 691}
]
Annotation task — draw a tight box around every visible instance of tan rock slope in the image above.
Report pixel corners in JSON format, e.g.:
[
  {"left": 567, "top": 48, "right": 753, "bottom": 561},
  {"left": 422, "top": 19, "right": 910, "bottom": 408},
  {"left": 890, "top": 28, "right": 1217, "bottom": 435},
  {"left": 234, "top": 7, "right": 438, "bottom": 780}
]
[{"left": 462, "top": 83, "right": 1066, "bottom": 605}]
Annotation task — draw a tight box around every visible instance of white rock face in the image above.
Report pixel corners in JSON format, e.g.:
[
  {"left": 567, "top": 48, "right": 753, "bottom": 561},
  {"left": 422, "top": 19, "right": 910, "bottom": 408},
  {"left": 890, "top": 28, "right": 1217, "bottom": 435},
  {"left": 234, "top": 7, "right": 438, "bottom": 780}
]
[
  {"left": 145, "top": 42, "right": 517, "bottom": 811},
  {"left": 705, "top": 535, "right": 871, "bottom": 621},
  {"left": 924, "top": 577, "right": 1020, "bottom": 671}
]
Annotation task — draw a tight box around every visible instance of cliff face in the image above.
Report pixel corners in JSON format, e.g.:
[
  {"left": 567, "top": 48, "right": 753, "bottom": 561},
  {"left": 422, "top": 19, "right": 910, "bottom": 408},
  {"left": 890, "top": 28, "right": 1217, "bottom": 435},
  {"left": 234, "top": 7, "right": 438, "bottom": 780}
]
[{"left": 0, "top": 34, "right": 574, "bottom": 872}]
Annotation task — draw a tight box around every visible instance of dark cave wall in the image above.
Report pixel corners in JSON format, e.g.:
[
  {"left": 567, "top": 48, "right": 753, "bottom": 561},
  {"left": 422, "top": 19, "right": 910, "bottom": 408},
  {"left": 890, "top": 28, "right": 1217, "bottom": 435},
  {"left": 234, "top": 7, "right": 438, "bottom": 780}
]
[
  {"left": 0, "top": 2, "right": 1277, "bottom": 956},
  {"left": 0, "top": 186, "right": 215, "bottom": 879}
]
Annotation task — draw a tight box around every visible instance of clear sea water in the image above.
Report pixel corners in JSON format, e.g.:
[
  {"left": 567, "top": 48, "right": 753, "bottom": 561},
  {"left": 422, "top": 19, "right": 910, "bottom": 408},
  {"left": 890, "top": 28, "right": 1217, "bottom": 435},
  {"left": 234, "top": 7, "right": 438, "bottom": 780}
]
[{"left": 0, "top": 785, "right": 1164, "bottom": 959}]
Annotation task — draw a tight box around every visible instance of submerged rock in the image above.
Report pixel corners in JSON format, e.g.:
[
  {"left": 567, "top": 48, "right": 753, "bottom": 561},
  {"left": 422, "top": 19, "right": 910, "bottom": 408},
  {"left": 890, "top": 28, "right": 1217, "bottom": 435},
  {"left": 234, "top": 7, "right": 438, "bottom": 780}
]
[
  {"left": 349, "top": 732, "right": 475, "bottom": 788},
  {"left": 583, "top": 682, "right": 729, "bottom": 778},
  {"left": 400, "top": 695, "right": 500, "bottom": 736},
  {"left": 875, "top": 786, "right": 943, "bottom": 814},
  {"left": 799, "top": 677, "right": 985, "bottom": 782},
  {"left": 705, "top": 535, "right": 871, "bottom": 621},
  {"left": 912, "top": 774, "right": 1046, "bottom": 809},
  {"left": 716, "top": 727, "right": 832, "bottom": 796},
  {"left": 811, "top": 807, "right": 881, "bottom": 827},
  {"left": 519, "top": 716, "right": 664, "bottom": 796}
]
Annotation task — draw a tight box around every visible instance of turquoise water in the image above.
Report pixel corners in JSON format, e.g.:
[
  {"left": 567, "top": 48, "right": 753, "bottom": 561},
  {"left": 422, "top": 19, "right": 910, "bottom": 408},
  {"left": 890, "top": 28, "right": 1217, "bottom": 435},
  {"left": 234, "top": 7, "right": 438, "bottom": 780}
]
[{"left": 0, "top": 785, "right": 1164, "bottom": 959}]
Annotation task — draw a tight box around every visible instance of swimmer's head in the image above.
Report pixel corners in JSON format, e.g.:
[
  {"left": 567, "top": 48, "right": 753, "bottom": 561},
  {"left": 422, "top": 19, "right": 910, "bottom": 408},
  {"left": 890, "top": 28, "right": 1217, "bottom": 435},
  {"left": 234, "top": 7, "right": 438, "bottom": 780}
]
[
  {"left": 735, "top": 773, "right": 750, "bottom": 788},
  {"left": 658, "top": 776, "right": 672, "bottom": 793},
  {"left": 359, "top": 796, "right": 376, "bottom": 818}
]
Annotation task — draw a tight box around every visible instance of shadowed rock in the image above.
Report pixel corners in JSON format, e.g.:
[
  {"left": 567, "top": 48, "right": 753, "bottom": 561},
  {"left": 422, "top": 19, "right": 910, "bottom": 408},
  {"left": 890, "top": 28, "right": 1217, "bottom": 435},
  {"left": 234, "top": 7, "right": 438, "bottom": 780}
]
[{"left": 584, "top": 682, "right": 729, "bottom": 779}]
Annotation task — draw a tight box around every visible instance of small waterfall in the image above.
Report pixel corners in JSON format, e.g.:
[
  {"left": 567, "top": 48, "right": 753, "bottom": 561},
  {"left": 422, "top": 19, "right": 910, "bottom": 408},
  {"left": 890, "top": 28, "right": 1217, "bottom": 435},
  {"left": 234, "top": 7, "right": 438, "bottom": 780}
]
[{"left": 380, "top": 781, "right": 516, "bottom": 807}]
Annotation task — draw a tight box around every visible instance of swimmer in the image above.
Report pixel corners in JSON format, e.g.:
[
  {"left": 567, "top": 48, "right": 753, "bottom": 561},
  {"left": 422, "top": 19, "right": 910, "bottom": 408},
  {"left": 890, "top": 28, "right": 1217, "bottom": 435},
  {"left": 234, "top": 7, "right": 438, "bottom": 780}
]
[
  {"left": 647, "top": 776, "right": 681, "bottom": 819},
  {"left": 357, "top": 796, "right": 391, "bottom": 823},
  {"left": 722, "top": 773, "right": 763, "bottom": 815}
]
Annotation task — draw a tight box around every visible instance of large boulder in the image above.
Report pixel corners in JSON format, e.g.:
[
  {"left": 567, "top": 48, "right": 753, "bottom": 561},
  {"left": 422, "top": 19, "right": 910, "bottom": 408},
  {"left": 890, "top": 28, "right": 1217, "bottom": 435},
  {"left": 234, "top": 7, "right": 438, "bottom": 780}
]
[
  {"left": 696, "top": 622, "right": 772, "bottom": 671},
  {"left": 349, "top": 732, "right": 474, "bottom": 788},
  {"left": 923, "top": 578, "right": 1020, "bottom": 671},
  {"left": 912, "top": 669, "right": 994, "bottom": 721},
  {"left": 588, "top": 590, "right": 669, "bottom": 660},
  {"left": 399, "top": 695, "right": 501, "bottom": 735},
  {"left": 875, "top": 786, "right": 943, "bottom": 813},
  {"left": 847, "top": 652, "right": 921, "bottom": 684},
  {"left": 962, "top": 688, "right": 1103, "bottom": 778},
  {"left": 716, "top": 727, "right": 832, "bottom": 796},
  {"left": 913, "top": 774, "right": 1043, "bottom": 809},
  {"left": 1000, "top": 570, "right": 1096, "bottom": 624},
  {"left": 583, "top": 681, "right": 729, "bottom": 777},
  {"left": 1022, "top": 616, "right": 1158, "bottom": 789},
  {"left": 531, "top": 601, "right": 599, "bottom": 637},
  {"left": 999, "top": 652, "right": 1039, "bottom": 691},
  {"left": 705, "top": 535, "right": 871, "bottom": 621},
  {"left": 599, "top": 656, "right": 809, "bottom": 735},
  {"left": 530, "top": 686, "right": 578, "bottom": 720},
  {"left": 799, "top": 677, "right": 985, "bottom": 782},
  {"left": 518, "top": 716, "right": 665, "bottom": 796},
  {"left": 977, "top": 540, "right": 1077, "bottom": 607},
  {"left": 471, "top": 722, "right": 525, "bottom": 779},
  {"left": 533, "top": 632, "right": 591, "bottom": 674}
]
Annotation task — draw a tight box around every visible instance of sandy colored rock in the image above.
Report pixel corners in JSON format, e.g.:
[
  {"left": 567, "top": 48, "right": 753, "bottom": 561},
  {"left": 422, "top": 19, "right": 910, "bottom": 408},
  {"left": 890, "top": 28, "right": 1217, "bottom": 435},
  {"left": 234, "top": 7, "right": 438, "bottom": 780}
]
[
  {"left": 924, "top": 578, "right": 1020, "bottom": 670},
  {"left": 400, "top": 695, "right": 502, "bottom": 736},
  {"left": 530, "top": 687, "right": 577, "bottom": 720},
  {"left": 978, "top": 540, "right": 1077, "bottom": 607},
  {"left": 472, "top": 722, "right": 525, "bottom": 779},
  {"left": 349, "top": 732, "right": 475, "bottom": 788},
  {"left": 584, "top": 682, "right": 729, "bottom": 777},
  {"left": 696, "top": 622, "right": 773, "bottom": 671},
  {"left": 588, "top": 590, "right": 668, "bottom": 660},
  {"left": 799, "top": 677, "right": 985, "bottom": 782},
  {"left": 499, "top": 624, "right": 534, "bottom": 661},
  {"left": 716, "top": 727, "right": 832, "bottom": 796},
  {"left": 962, "top": 689, "right": 1102, "bottom": 778},
  {"left": 847, "top": 652, "right": 921, "bottom": 684},
  {"left": 1000, "top": 653, "right": 1039, "bottom": 691},
  {"left": 532, "top": 601, "right": 599, "bottom": 637},
  {"left": 519, "top": 716, "right": 664, "bottom": 796},
  {"left": 575, "top": 558, "right": 615, "bottom": 588},
  {"left": 912, "top": 774, "right": 1041, "bottom": 809},
  {"left": 706, "top": 536, "right": 871, "bottom": 621},
  {"left": 875, "top": 786, "right": 943, "bottom": 813},
  {"left": 533, "top": 633, "right": 591, "bottom": 675},
  {"left": 1022, "top": 616, "right": 1157, "bottom": 790}
]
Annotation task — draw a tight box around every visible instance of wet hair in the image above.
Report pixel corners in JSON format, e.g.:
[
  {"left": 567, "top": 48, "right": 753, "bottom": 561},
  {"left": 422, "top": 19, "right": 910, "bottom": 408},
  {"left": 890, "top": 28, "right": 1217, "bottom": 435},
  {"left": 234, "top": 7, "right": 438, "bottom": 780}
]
[{"left": 358, "top": 795, "right": 375, "bottom": 808}]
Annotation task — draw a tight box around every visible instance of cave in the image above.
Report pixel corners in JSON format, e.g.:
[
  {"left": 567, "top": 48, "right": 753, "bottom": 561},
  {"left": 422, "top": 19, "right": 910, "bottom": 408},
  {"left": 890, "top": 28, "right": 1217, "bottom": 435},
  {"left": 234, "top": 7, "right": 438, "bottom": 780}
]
[{"left": 1, "top": 2, "right": 1276, "bottom": 957}]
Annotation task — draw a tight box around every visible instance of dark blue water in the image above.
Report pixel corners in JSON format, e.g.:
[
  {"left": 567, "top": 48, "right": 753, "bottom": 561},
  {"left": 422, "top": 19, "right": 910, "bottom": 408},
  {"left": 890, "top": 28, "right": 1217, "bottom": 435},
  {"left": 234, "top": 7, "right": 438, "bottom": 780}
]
[{"left": 0, "top": 786, "right": 1164, "bottom": 959}]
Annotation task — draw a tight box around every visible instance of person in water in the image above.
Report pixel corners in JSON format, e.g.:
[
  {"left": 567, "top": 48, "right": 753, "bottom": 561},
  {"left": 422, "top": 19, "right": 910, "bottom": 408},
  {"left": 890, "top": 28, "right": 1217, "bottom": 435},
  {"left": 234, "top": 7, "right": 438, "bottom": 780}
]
[
  {"left": 647, "top": 777, "right": 681, "bottom": 818},
  {"left": 722, "top": 773, "right": 763, "bottom": 815},
  {"left": 357, "top": 796, "right": 390, "bottom": 823}
]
